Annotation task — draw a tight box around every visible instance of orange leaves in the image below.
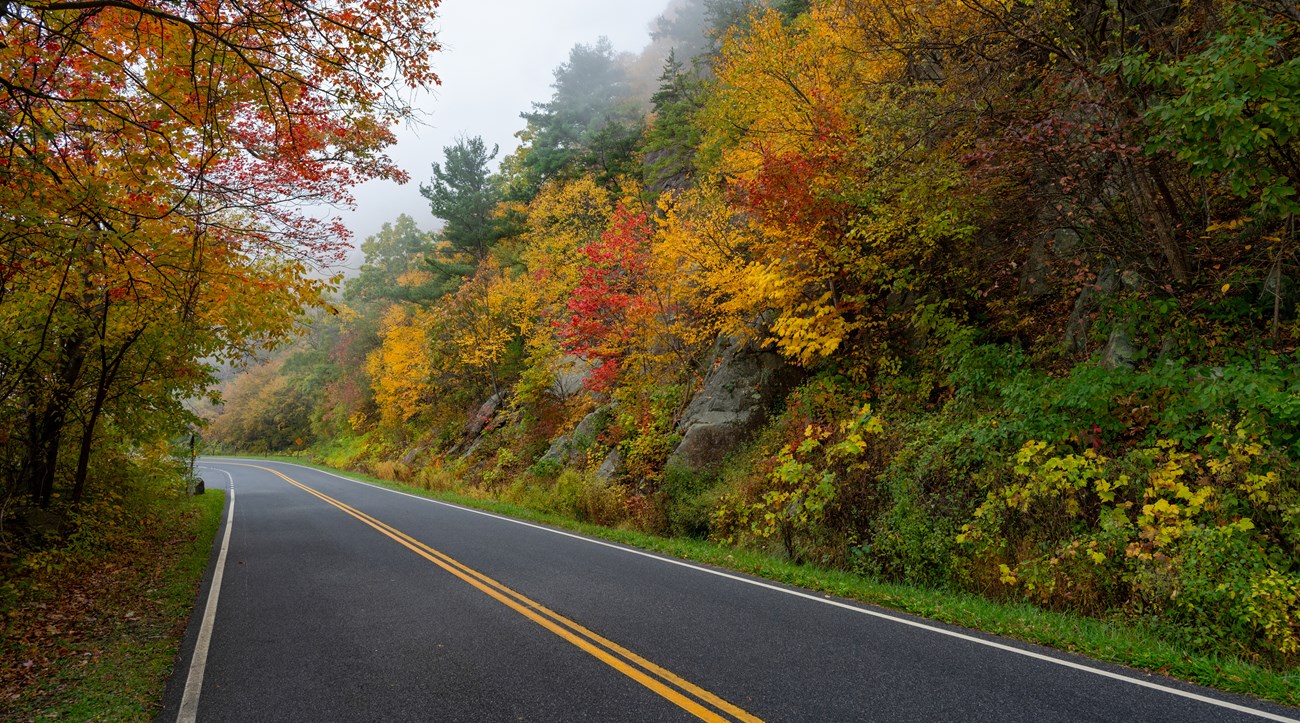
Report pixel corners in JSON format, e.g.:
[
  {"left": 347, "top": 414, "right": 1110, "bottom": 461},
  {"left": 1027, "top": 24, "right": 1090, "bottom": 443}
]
[{"left": 685, "top": 1, "right": 992, "bottom": 366}]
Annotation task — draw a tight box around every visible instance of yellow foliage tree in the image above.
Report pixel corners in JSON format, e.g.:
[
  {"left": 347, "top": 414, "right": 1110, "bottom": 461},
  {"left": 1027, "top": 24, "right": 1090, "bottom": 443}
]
[
  {"left": 366, "top": 305, "right": 435, "bottom": 429},
  {"left": 696, "top": 1, "right": 991, "bottom": 367}
]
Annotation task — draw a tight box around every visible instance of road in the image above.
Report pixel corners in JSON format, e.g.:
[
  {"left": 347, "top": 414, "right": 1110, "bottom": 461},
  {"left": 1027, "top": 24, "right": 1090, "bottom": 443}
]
[{"left": 158, "top": 459, "right": 1299, "bottom": 722}]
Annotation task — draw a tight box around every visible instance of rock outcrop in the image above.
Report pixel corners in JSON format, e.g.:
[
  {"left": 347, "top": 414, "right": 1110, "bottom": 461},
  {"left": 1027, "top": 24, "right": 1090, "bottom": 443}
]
[
  {"left": 666, "top": 335, "right": 803, "bottom": 471},
  {"left": 464, "top": 392, "right": 504, "bottom": 439},
  {"left": 550, "top": 355, "right": 594, "bottom": 399},
  {"left": 1020, "top": 228, "right": 1082, "bottom": 297},
  {"left": 594, "top": 448, "right": 624, "bottom": 483},
  {"left": 455, "top": 391, "right": 504, "bottom": 459},
  {"left": 537, "top": 405, "right": 611, "bottom": 468}
]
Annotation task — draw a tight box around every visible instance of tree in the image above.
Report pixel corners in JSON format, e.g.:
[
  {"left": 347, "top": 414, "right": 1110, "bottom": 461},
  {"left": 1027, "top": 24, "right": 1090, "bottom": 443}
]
[
  {"left": 420, "top": 137, "right": 505, "bottom": 261},
  {"left": 643, "top": 51, "right": 707, "bottom": 193},
  {"left": 652, "top": 0, "right": 767, "bottom": 60},
  {"left": 0, "top": 0, "right": 441, "bottom": 507},
  {"left": 346, "top": 215, "right": 440, "bottom": 304},
  {"left": 557, "top": 204, "right": 654, "bottom": 390},
  {"left": 510, "top": 39, "right": 646, "bottom": 193}
]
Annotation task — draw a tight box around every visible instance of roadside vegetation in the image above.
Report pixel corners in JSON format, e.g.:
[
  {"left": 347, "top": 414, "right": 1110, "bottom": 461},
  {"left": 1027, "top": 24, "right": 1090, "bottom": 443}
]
[
  {"left": 0, "top": 463, "right": 223, "bottom": 721},
  {"left": 1, "top": 0, "right": 436, "bottom": 714},
  {"left": 250, "top": 455, "right": 1300, "bottom": 707}
]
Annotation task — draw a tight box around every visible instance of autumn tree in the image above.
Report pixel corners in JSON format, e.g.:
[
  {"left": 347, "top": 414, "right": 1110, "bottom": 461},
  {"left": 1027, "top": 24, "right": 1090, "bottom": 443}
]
[
  {"left": 694, "top": 3, "right": 988, "bottom": 367},
  {"left": 347, "top": 215, "right": 441, "bottom": 304},
  {"left": 556, "top": 204, "right": 654, "bottom": 390},
  {"left": 0, "top": 0, "right": 441, "bottom": 507}
]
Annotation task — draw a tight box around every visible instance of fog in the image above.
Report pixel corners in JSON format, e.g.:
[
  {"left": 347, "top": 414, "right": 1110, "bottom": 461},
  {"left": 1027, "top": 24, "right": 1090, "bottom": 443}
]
[{"left": 326, "top": 1, "right": 673, "bottom": 272}]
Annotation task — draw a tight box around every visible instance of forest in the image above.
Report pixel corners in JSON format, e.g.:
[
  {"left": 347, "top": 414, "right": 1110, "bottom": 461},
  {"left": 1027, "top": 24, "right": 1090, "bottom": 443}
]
[{"left": 7, "top": 0, "right": 1298, "bottom": 676}]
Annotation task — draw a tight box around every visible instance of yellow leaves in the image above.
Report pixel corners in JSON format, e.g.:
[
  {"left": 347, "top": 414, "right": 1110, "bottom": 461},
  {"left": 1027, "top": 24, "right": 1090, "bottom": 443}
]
[
  {"left": 998, "top": 563, "right": 1019, "bottom": 586},
  {"left": 653, "top": 188, "right": 756, "bottom": 341},
  {"left": 398, "top": 269, "right": 433, "bottom": 288},
  {"left": 1244, "top": 570, "right": 1300, "bottom": 656},
  {"left": 1206, "top": 216, "right": 1253, "bottom": 232},
  {"left": 1014, "top": 439, "right": 1050, "bottom": 471},
  {"left": 1141, "top": 496, "right": 1180, "bottom": 521},
  {"left": 445, "top": 259, "right": 521, "bottom": 375},
  {"left": 1240, "top": 472, "right": 1277, "bottom": 504},
  {"left": 365, "top": 304, "right": 435, "bottom": 428},
  {"left": 769, "top": 291, "right": 860, "bottom": 364},
  {"left": 517, "top": 177, "right": 615, "bottom": 342}
]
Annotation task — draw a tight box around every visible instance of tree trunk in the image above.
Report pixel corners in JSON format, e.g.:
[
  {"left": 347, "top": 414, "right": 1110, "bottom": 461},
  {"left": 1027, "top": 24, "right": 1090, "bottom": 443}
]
[
  {"left": 22, "top": 335, "right": 86, "bottom": 508},
  {"left": 1133, "top": 169, "right": 1189, "bottom": 284},
  {"left": 71, "top": 326, "right": 141, "bottom": 505}
]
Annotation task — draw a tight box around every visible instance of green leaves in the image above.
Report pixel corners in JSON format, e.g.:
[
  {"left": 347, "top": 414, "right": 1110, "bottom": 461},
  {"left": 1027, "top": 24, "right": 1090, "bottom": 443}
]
[
  {"left": 420, "top": 137, "right": 505, "bottom": 261},
  {"left": 1135, "top": 3, "right": 1300, "bottom": 219}
]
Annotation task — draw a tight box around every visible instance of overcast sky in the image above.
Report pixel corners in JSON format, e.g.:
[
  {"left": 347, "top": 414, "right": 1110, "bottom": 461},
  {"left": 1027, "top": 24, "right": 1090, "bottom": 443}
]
[{"left": 327, "top": 0, "right": 670, "bottom": 271}]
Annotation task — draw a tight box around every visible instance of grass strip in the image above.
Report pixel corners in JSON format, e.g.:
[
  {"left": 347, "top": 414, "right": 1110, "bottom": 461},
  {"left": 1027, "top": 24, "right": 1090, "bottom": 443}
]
[
  {"left": 0, "top": 490, "right": 224, "bottom": 721},
  {"left": 247, "top": 454, "right": 1299, "bottom": 709}
]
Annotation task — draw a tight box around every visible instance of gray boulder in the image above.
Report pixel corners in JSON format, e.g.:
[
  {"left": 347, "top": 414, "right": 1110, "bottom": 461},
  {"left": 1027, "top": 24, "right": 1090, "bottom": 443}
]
[
  {"left": 1020, "top": 228, "right": 1083, "bottom": 296},
  {"left": 1064, "top": 260, "right": 1140, "bottom": 354},
  {"left": 537, "top": 405, "right": 610, "bottom": 468},
  {"left": 1100, "top": 326, "right": 1138, "bottom": 370},
  {"left": 594, "top": 448, "right": 624, "bottom": 484},
  {"left": 550, "top": 355, "right": 594, "bottom": 399},
  {"left": 464, "top": 392, "right": 504, "bottom": 439},
  {"left": 667, "top": 335, "right": 802, "bottom": 471}
]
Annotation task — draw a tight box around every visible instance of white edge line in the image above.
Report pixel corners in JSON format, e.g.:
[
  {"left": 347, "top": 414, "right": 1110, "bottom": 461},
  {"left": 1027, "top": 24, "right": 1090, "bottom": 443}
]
[
  {"left": 206, "top": 458, "right": 1298, "bottom": 723},
  {"left": 177, "top": 467, "right": 236, "bottom": 723}
]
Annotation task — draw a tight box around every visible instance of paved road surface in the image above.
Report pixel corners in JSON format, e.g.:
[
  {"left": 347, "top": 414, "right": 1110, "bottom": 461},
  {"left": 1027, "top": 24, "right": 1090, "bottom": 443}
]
[{"left": 157, "top": 459, "right": 1299, "bottom": 722}]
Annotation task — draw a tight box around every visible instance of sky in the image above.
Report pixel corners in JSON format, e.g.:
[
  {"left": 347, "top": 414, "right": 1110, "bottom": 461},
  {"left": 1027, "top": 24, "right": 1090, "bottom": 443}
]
[{"left": 328, "top": 0, "right": 671, "bottom": 272}]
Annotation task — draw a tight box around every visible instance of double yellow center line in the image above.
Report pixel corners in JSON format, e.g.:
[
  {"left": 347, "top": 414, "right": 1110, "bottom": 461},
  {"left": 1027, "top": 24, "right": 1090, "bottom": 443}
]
[{"left": 240, "top": 464, "right": 761, "bottom": 723}]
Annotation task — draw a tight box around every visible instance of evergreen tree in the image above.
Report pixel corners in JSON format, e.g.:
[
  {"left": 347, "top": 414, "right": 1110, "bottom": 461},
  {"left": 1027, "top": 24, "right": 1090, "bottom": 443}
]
[
  {"left": 420, "top": 136, "right": 504, "bottom": 261},
  {"left": 644, "top": 51, "right": 706, "bottom": 193},
  {"left": 511, "top": 38, "right": 645, "bottom": 193}
]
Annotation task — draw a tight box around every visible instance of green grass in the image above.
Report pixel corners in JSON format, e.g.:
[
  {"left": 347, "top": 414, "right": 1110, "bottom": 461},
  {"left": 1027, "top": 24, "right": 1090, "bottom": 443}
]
[
  {"left": 238, "top": 454, "right": 1299, "bottom": 709},
  {"left": 0, "top": 489, "right": 225, "bottom": 721}
]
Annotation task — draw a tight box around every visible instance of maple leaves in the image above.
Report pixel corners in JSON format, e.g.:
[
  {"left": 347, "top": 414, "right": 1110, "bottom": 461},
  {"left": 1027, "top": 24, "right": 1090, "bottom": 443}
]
[{"left": 197, "top": 0, "right": 1300, "bottom": 672}]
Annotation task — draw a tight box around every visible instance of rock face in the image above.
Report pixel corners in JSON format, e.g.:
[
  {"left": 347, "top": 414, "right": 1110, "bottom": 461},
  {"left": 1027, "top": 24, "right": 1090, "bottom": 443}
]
[
  {"left": 550, "top": 355, "right": 594, "bottom": 399},
  {"left": 667, "top": 335, "right": 803, "bottom": 471},
  {"left": 1062, "top": 259, "right": 1146, "bottom": 368},
  {"left": 1100, "top": 326, "right": 1138, "bottom": 370},
  {"left": 537, "top": 405, "right": 610, "bottom": 468},
  {"left": 464, "top": 392, "right": 504, "bottom": 439},
  {"left": 1020, "top": 228, "right": 1082, "bottom": 297},
  {"left": 1064, "top": 261, "right": 1144, "bottom": 355},
  {"left": 594, "top": 448, "right": 624, "bottom": 483},
  {"left": 456, "top": 392, "right": 504, "bottom": 459},
  {"left": 1064, "top": 260, "right": 1121, "bottom": 354}
]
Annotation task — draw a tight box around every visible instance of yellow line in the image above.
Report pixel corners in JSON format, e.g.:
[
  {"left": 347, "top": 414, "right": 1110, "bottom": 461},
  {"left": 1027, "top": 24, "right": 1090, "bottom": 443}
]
[{"left": 233, "top": 463, "right": 761, "bottom": 723}]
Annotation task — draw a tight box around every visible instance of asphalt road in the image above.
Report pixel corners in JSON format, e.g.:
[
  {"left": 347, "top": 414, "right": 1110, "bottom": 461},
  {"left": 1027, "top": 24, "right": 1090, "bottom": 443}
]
[{"left": 157, "top": 459, "right": 1300, "bottom": 722}]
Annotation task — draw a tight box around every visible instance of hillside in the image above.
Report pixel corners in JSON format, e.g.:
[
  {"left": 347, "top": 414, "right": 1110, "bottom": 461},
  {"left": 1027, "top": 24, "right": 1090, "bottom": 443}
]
[{"left": 209, "top": 0, "right": 1300, "bottom": 670}]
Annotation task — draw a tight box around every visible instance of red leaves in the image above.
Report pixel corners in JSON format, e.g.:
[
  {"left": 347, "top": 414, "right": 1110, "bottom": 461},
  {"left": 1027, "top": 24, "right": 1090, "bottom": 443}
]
[
  {"left": 556, "top": 204, "right": 652, "bottom": 391},
  {"left": 735, "top": 146, "right": 850, "bottom": 231}
]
